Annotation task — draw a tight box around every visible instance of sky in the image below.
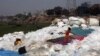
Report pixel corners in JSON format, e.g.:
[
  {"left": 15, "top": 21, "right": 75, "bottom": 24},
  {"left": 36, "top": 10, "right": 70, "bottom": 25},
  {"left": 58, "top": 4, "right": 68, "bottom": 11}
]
[{"left": 0, "top": 0, "right": 100, "bottom": 16}]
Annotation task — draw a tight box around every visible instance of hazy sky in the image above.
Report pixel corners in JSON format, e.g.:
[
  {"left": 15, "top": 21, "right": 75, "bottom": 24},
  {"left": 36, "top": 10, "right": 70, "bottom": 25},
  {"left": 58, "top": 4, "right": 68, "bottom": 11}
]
[{"left": 0, "top": 0, "right": 100, "bottom": 16}]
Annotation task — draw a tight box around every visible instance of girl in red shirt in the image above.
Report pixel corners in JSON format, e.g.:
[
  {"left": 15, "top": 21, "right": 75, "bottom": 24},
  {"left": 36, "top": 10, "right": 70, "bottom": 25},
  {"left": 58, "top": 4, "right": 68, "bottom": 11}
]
[{"left": 64, "top": 27, "right": 71, "bottom": 43}]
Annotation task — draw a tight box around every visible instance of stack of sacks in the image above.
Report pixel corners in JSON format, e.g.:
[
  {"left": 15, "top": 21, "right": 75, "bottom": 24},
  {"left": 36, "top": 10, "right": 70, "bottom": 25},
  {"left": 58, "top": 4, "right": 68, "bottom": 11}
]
[
  {"left": 68, "top": 16, "right": 89, "bottom": 28},
  {"left": 88, "top": 18, "right": 99, "bottom": 26},
  {"left": 57, "top": 20, "right": 65, "bottom": 27},
  {"left": 78, "top": 17, "right": 86, "bottom": 24},
  {"left": 62, "top": 19, "right": 69, "bottom": 25},
  {"left": 50, "top": 27, "right": 100, "bottom": 56},
  {"left": 2, "top": 31, "right": 24, "bottom": 42},
  {"left": 51, "top": 18, "right": 61, "bottom": 26},
  {"left": 69, "top": 17, "right": 82, "bottom": 27},
  {"left": 81, "top": 24, "right": 88, "bottom": 29},
  {"left": 24, "top": 26, "right": 59, "bottom": 47},
  {"left": 25, "top": 42, "right": 51, "bottom": 56},
  {"left": 51, "top": 18, "right": 69, "bottom": 27},
  {"left": 76, "top": 27, "right": 100, "bottom": 56},
  {"left": 0, "top": 37, "right": 3, "bottom": 41},
  {"left": 0, "top": 31, "right": 25, "bottom": 51}
]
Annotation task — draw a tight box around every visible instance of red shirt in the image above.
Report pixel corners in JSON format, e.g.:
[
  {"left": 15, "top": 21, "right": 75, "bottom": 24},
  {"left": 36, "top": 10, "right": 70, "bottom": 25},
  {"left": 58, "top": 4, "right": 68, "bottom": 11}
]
[{"left": 65, "top": 30, "right": 71, "bottom": 36}]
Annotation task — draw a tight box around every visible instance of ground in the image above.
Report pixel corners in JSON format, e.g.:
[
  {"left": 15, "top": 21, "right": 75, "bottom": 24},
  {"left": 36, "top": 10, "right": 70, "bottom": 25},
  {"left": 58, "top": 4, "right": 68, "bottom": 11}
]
[{"left": 0, "top": 23, "right": 50, "bottom": 36}]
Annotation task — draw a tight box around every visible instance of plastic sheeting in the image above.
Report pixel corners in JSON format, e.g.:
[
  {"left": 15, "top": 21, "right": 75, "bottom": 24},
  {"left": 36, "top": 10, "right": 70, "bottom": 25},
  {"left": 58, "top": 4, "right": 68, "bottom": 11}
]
[
  {"left": 0, "top": 49, "right": 22, "bottom": 56},
  {"left": 71, "top": 27, "right": 94, "bottom": 36}
]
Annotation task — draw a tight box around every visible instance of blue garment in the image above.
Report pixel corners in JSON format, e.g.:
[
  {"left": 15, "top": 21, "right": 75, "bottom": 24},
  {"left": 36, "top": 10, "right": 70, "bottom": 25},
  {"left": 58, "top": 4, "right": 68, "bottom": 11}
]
[
  {"left": 71, "top": 27, "right": 94, "bottom": 36},
  {"left": 0, "top": 50, "right": 23, "bottom": 56}
]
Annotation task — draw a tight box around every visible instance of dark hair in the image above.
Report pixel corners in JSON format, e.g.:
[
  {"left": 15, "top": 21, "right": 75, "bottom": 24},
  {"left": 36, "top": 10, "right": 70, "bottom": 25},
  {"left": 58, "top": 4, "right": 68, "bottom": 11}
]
[
  {"left": 68, "top": 27, "right": 71, "bottom": 31},
  {"left": 16, "top": 38, "right": 21, "bottom": 41},
  {"left": 14, "top": 38, "right": 21, "bottom": 45}
]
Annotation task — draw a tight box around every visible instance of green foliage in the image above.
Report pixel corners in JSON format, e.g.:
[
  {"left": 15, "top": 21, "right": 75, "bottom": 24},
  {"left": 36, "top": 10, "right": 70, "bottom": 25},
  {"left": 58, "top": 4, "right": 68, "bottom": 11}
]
[
  {"left": 46, "top": 6, "right": 69, "bottom": 17},
  {"left": 89, "top": 4, "right": 100, "bottom": 15},
  {"left": 0, "top": 23, "right": 50, "bottom": 37},
  {"left": 27, "top": 12, "right": 32, "bottom": 17},
  {"left": 46, "top": 9, "right": 54, "bottom": 16},
  {"left": 76, "top": 2, "right": 90, "bottom": 16},
  {"left": 76, "top": 2, "right": 100, "bottom": 16},
  {"left": 15, "top": 13, "right": 27, "bottom": 19}
]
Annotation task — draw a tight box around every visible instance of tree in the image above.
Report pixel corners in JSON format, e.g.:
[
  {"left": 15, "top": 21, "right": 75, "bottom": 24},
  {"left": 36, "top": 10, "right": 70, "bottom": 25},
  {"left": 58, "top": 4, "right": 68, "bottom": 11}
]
[
  {"left": 89, "top": 4, "right": 100, "bottom": 15},
  {"left": 15, "top": 13, "right": 26, "bottom": 19},
  {"left": 46, "top": 9, "right": 54, "bottom": 16},
  {"left": 27, "top": 12, "right": 32, "bottom": 17},
  {"left": 53, "top": 6, "right": 63, "bottom": 16},
  {"left": 15, "top": 13, "right": 30, "bottom": 21},
  {"left": 62, "top": 9, "right": 69, "bottom": 16},
  {"left": 76, "top": 2, "right": 90, "bottom": 16},
  {"left": 46, "top": 6, "right": 69, "bottom": 16}
]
